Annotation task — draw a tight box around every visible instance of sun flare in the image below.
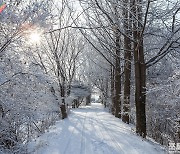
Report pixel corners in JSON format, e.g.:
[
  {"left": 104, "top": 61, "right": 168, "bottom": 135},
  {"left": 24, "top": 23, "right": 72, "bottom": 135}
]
[{"left": 29, "top": 32, "right": 41, "bottom": 44}]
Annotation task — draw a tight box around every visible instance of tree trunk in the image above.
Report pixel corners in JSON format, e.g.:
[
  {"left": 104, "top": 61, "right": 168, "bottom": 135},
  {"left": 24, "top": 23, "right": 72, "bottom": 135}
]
[
  {"left": 111, "top": 66, "right": 115, "bottom": 115},
  {"left": 122, "top": 0, "right": 132, "bottom": 124},
  {"left": 60, "top": 104, "right": 67, "bottom": 119},
  {"left": 86, "top": 94, "right": 91, "bottom": 105},
  {"left": 103, "top": 78, "right": 109, "bottom": 108},
  {"left": 114, "top": 26, "right": 121, "bottom": 118},
  {"left": 134, "top": 39, "right": 146, "bottom": 137},
  {"left": 0, "top": 104, "right": 4, "bottom": 118},
  {"left": 60, "top": 79, "right": 67, "bottom": 119},
  {"left": 133, "top": 0, "right": 146, "bottom": 137}
]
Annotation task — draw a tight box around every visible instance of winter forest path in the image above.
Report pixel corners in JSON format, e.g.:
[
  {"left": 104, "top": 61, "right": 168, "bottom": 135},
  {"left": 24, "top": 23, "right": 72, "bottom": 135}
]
[{"left": 29, "top": 103, "right": 166, "bottom": 154}]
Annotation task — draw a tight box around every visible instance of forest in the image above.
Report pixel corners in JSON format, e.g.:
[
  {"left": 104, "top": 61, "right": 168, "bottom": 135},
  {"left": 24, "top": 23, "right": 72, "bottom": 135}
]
[{"left": 0, "top": 0, "right": 180, "bottom": 153}]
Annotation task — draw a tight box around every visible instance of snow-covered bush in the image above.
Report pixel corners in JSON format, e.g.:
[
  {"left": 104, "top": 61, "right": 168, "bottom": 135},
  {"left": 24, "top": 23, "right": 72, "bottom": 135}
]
[
  {"left": 66, "top": 81, "right": 91, "bottom": 108},
  {"left": 146, "top": 64, "right": 180, "bottom": 145},
  {"left": 0, "top": 49, "right": 60, "bottom": 151}
]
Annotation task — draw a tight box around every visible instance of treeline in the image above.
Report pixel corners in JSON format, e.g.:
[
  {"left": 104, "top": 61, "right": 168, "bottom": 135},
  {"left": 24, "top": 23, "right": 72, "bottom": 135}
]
[{"left": 78, "top": 0, "right": 180, "bottom": 145}]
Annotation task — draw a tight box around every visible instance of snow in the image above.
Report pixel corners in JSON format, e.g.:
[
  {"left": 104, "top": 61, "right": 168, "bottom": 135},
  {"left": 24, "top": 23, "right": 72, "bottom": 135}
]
[{"left": 28, "top": 103, "right": 167, "bottom": 154}]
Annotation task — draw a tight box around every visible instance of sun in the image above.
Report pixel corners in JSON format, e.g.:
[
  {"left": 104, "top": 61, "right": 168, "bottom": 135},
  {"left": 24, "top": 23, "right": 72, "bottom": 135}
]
[{"left": 29, "top": 32, "right": 41, "bottom": 44}]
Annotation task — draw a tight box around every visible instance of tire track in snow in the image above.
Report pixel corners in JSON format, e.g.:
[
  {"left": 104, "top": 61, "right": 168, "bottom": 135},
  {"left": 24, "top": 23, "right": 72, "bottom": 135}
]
[
  {"left": 80, "top": 111, "right": 88, "bottom": 154},
  {"left": 63, "top": 117, "right": 80, "bottom": 154},
  {"left": 95, "top": 112, "right": 126, "bottom": 154},
  {"left": 89, "top": 112, "right": 110, "bottom": 153},
  {"left": 63, "top": 111, "right": 87, "bottom": 154},
  {"left": 88, "top": 109, "right": 120, "bottom": 154}
]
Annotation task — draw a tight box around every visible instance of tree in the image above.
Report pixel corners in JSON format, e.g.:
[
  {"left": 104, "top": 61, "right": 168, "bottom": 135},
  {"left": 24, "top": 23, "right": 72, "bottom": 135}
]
[
  {"left": 130, "top": 0, "right": 148, "bottom": 138},
  {"left": 122, "top": 0, "right": 133, "bottom": 123},
  {"left": 35, "top": 1, "right": 87, "bottom": 118}
]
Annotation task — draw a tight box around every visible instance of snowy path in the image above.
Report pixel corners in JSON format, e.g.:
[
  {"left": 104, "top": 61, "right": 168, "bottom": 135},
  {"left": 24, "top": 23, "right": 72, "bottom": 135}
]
[{"left": 29, "top": 103, "right": 166, "bottom": 154}]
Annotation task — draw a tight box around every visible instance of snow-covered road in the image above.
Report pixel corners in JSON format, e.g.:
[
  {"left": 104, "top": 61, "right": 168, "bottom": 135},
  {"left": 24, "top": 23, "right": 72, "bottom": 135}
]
[{"left": 29, "top": 103, "right": 166, "bottom": 154}]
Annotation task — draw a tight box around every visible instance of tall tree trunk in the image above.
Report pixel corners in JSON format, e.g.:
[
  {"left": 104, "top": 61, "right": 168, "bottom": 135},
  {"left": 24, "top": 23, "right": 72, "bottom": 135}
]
[
  {"left": 134, "top": 38, "right": 146, "bottom": 137},
  {"left": 103, "top": 78, "right": 109, "bottom": 108},
  {"left": 60, "top": 79, "right": 67, "bottom": 119},
  {"left": 114, "top": 26, "right": 121, "bottom": 118},
  {"left": 111, "top": 66, "right": 115, "bottom": 115},
  {"left": 133, "top": 0, "right": 146, "bottom": 138},
  {"left": 122, "top": 0, "right": 132, "bottom": 124}
]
